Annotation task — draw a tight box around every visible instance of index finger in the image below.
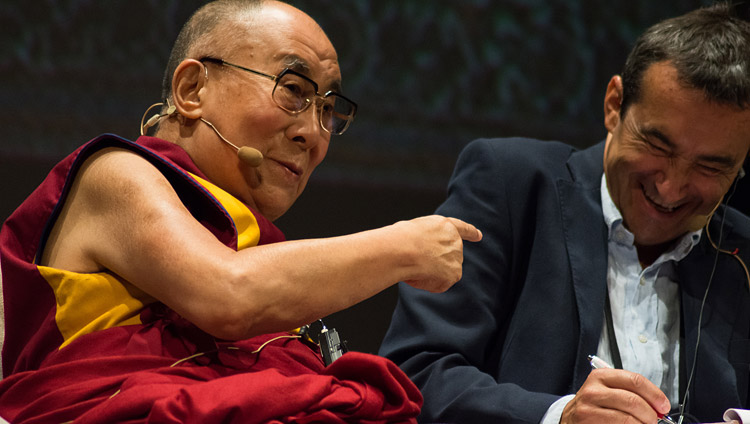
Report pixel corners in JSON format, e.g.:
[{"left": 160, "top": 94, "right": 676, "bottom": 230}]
[
  {"left": 596, "top": 369, "right": 671, "bottom": 416},
  {"left": 446, "top": 217, "right": 483, "bottom": 242}
]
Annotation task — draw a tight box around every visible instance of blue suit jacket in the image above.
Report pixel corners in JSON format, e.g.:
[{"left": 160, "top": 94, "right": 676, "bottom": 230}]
[{"left": 380, "top": 138, "right": 750, "bottom": 423}]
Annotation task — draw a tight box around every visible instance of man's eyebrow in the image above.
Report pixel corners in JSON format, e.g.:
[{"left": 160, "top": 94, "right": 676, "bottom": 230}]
[
  {"left": 642, "top": 127, "right": 737, "bottom": 168},
  {"left": 697, "top": 152, "right": 740, "bottom": 169},
  {"left": 641, "top": 127, "right": 675, "bottom": 149},
  {"left": 281, "top": 54, "right": 343, "bottom": 93},
  {"left": 282, "top": 55, "right": 311, "bottom": 74}
]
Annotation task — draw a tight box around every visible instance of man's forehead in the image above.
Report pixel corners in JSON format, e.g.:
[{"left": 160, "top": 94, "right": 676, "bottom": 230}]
[{"left": 224, "top": 3, "right": 343, "bottom": 92}]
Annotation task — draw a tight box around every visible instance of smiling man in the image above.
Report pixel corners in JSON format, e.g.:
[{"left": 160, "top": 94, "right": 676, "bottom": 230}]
[
  {"left": 381, "top": 3, "right": 750, "bottom": 423},
  {"left": 0, "top": 1, "right": 481, "bottom": 422},
  {"left": 602, "top": 61, "right": 750, "bottom": 266}
]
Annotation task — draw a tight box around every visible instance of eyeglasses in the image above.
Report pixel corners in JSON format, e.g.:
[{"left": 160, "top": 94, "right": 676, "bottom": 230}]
[{"left": 199, "top": 57, "right": 357, "bottom": 135}]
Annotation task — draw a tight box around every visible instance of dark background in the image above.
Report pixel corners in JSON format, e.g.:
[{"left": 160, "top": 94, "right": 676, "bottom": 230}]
[{"left": 3, "top": 0, "right": 734, "bottom": 354}]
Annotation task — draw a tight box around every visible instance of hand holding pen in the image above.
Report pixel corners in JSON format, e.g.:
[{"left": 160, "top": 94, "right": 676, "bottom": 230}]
[
  {"left": 559, "top": 354, "right": 673, "bottom": 424},
  {"left": 588, "top": 355, "right": 675, "bottom": 424}
]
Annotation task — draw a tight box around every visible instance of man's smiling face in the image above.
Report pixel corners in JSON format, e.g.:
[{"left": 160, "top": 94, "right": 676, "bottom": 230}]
[{"left": 603, "top": 61, "right": 750, "bottom": 251}]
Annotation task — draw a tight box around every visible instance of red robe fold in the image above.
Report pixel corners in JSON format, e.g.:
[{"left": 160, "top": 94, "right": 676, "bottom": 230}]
[{"left": 0, "top": 326, "right": 421, "bottom": 423}]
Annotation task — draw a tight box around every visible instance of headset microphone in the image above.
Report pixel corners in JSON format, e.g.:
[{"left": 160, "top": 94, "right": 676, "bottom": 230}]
[
  {"left": 139, "top": 101, "right": 263, "bottom": 167},
  {"left": 200, "top": 117, "right": 264, "bottom": 167}
]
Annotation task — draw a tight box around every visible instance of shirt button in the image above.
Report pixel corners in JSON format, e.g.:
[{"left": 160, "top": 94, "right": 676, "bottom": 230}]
[
  {"left": 639, "top": 334, "right": 648, "bottom": 343},
  {"left": 640, "top": 277, "right": 646, "bottom": 286}
]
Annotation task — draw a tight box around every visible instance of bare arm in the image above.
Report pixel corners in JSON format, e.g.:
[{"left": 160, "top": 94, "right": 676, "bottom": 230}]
[{"left": 42, "top": 149, "right": 481, "bottom": 340}]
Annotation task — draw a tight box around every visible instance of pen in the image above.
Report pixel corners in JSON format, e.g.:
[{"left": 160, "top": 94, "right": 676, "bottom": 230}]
[{"left": 587, "top": 355, "right": 675, "bottom": 424}]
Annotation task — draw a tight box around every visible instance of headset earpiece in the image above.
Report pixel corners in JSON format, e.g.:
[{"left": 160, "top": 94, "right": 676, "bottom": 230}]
[
  {"left": 145, "top": 113, "right": 162, "bottom": 129},
  {"left": 139, "top": 101, "right": 178, "bottom": 135}
]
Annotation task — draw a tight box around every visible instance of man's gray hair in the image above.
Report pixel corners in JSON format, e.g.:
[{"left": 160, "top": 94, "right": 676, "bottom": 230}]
[{"left": 621, "top": 2, "right": 750, "bottom": 116}]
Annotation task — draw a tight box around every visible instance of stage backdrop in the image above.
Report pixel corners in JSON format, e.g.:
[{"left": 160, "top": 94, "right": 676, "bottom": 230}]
[{"left": 1, "top": 0, "right": 723, "bottom": 354}]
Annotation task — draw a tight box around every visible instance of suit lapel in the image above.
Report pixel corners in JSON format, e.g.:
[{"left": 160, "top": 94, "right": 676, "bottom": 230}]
[{"left": 557, "top": 143, "right": 610, "bottom": 390}]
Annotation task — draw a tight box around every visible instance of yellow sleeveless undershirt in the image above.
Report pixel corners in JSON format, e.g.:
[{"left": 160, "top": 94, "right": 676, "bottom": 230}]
[{"left": 39, "top": 173, "right": 261, "bottom": 348}]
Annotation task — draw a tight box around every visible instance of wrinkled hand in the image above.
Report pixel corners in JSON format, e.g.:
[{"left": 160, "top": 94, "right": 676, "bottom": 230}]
[
  {"left": 397, "top": 215, "right": 482, "bottom": 293},
  {"left": 562, "top": 368, "right": 671, "bottom": 424}
]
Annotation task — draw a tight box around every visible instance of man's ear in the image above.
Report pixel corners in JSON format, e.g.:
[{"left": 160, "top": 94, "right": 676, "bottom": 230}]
[
  {"left": 172, "top": 59, "right": 207, "bottom": 121},
  {"left": 604, "top": 75, "right": 623, "bottom": 133}
]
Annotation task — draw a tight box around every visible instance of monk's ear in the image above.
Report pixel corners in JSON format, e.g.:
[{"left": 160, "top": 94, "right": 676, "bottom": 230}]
[
  {"left": 171, "top": 59, "right": 208, "bottom": 121},
  {"left": 604, "top": 75, "right": 623, "bottom": 133}
]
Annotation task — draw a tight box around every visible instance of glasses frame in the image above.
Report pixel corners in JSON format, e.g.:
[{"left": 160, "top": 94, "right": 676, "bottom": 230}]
[{"left": 199, "top": 57, "right": 357, "bottom": 135}]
